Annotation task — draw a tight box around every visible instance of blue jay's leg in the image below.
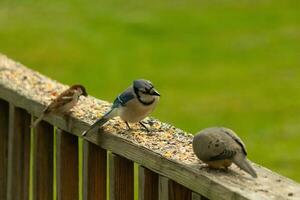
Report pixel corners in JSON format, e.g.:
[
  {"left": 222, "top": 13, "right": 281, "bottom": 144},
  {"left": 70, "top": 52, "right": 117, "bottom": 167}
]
[
  {"left": 125, "top": 121, "right": 131, "bottom": 130},
  {"left": 139, "top": 121, "right": 150, "bottom": 132}
]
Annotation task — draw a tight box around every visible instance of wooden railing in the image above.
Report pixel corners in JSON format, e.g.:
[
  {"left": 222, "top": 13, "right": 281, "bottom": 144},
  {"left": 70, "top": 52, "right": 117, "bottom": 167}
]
[{"left": 1, "top": 54, "right": 300, "bottom": 200}]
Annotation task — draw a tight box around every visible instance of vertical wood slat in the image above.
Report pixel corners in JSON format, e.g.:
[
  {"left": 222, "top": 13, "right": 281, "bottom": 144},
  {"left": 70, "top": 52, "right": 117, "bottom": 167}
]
[
  {"left": 56, "top": 129, "right": 79, "bottom": 200},
  {"left": 138, "top": 166, "right": 158, "bottom": 200},
  {"left": 159, "top": 176, "right": 193, "bottom": 200},
  {"left": 109, "top": 153, "right": 134, "bottom": 200},
  {"left": 192, "top": 193, "right": 201, "bottom": 200},
  {"left": 169, "top": 180, "right": 192, "bottom": 200},
  {"left": 83, "top": 141, "right": 107, "bottom": 200},
  {"left": 7, "top": 105, "right": 31, "bottom": 200},
  {"left": 192, "top": 193, "right": 210, "bottom": 200},
  {"left": 158, "top": 175, "right": 169, "bottom": 200},
  {"left": 0, "top": 100, "right": 9, "bottom": 200},
  {"left": 32, "top": 120, "right": 54, "bottom": 200}
]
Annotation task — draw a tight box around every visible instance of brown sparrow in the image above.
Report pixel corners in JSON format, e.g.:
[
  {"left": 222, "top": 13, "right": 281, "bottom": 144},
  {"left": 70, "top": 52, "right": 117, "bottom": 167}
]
[{"left": 31, "top": 84, "right": 88, "bottom": 127}]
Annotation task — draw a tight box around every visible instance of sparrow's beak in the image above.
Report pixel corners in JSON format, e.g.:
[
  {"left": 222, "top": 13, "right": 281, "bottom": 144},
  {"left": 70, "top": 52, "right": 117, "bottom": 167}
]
[{"left": 150, "top": 88, "right": 160, "bottom": 96}]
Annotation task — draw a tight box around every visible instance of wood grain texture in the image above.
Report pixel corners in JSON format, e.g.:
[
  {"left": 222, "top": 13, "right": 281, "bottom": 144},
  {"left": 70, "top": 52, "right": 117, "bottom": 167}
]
[
  {"left": 109, "top": 153, "right": 134, "bottom": 200},
  {"left": 158, "top": 175, "right": 169, "bottom": 200},
  {"left": 1, "top": 55, "right": 300, "bottom": 200},
  {"left": 192, "top": 193, "right": 201, "bottom": 200},
  {"left": 192, "top": 192, "right": 209, "bottom": 200},
  {"left": 83, "top": 141, "right": 107, "bottom": 200},
  {"left": 192, "top": 193, "right": 210, "bottom": 200},
  {"left": 169, "top": 180, "right": 192, "bottom": 200},
  {"left": 0, "top": 99, "right": 9, "bottom": 200},
  {"left": 56, "top": 129, "right": 79, "bottom": 200},
  {"left": 7, "top": 105, "right": 31, "bottom": 200},
  {"left": 32, "top": 120, "right": 54, "bottom": 200},
  {"left": 139, "top": 166, "right": 158, "bottom": 200}
]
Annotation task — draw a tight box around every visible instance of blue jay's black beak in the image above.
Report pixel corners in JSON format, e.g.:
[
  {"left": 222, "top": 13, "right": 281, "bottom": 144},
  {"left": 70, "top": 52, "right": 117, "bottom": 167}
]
[{"left": 150, "top": 88, "right": 160, "bottom": 96}]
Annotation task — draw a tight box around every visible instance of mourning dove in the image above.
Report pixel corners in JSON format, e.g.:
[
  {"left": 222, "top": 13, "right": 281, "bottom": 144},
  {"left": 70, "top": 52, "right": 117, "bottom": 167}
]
[{"left": 192, "top": 127, "right": 257, "bottom": 178}]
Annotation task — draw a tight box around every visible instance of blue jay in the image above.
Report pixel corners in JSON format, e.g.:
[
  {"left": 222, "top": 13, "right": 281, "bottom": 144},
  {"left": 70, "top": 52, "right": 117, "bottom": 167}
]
[{"left": 82, "top": 79, "right": 160, "bottom": 136}]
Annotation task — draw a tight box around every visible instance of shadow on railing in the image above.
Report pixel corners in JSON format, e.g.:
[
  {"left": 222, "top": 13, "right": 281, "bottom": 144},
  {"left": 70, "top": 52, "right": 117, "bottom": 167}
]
[{"left": 1, "top": 54, "right": 300, "bottom": 200}]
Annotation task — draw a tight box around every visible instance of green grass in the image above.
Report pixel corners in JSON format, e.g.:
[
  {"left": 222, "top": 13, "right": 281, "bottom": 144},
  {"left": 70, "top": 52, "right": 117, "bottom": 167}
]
[{"left": 1, "top": 0, "right": 300, "bottom": 183}]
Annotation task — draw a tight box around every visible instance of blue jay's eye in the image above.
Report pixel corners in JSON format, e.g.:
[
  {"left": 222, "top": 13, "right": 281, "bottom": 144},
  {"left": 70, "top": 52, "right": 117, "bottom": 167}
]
[{"left": 139, "top": 89, "right": 147, "bottom": 94}]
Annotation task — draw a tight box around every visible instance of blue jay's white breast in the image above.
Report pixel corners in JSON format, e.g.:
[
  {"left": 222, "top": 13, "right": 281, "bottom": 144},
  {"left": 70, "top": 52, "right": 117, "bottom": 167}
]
[{"left": 119, "top": 96, "right": 159, "bottom": 123}]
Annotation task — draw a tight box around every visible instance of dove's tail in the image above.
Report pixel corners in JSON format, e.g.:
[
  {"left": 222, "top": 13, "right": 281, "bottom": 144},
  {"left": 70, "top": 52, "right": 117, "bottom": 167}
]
[
  {"left": 31, "top": 113, "right": 45, "bottom": 128},
  {"left": 81, "top": 108, "right": 117, "bottom": 136},
  {"left": 233, "top": 154, "right": 257, "bottom": 178}
]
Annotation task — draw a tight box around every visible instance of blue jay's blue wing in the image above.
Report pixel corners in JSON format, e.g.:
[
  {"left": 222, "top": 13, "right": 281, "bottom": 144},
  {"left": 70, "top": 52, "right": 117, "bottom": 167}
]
[
  {"left": 82, "top": 89, "right": 135, "bottom": 137},
  {"left": 112, "top": 89, "right": 135, "bottom": 108}
]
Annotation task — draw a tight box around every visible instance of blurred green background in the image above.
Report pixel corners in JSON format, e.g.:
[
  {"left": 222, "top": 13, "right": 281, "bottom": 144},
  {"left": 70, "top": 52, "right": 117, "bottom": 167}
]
[{"left": 1, "top": 0, "right": 300, "bottom": 182}]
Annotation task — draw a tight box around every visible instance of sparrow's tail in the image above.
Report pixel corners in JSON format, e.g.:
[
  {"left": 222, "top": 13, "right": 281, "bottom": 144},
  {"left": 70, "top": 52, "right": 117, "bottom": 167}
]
[
  {"left": 81, "top": 108, "right": 117, "bottom": 136},
  {"left": 31, "top": 113, "right": 45, "bottom": 128},
  {"left": 233, "top": 154, "right": 257, "bottom": 178}
]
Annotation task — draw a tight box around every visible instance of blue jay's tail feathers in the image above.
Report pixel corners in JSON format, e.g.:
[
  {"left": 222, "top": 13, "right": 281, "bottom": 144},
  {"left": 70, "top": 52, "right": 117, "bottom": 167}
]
[
  {"left": 31, "top": 113, "right": 45, "bottom": 128},
  {"left": 233, "top": 154, "right": 257, "bottom": 178},
  {"left": 81, "top": 108, "right": 118, "bottom": 136},
  {"left": 81, "top": 117, "right": 109, "bottom": 136}
]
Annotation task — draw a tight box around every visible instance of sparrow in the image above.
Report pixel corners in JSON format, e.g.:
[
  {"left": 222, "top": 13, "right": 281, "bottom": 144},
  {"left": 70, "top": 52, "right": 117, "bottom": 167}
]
[{"left": 31, "top": 84, "right": 87, "bottom": 128}]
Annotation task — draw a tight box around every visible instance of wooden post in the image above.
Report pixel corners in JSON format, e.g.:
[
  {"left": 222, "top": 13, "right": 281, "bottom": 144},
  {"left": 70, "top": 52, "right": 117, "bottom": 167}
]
[
  {"left": 6, "top": 105, "right": 31, "bottom": 200},
  {"left": 169, "top": 180, "right": 192, "bottom": 200},
  {"left": 32, "top": 120, "right": 54, "bottom": 200},
  {"left": 109, "top": 153, "right": 134, "bottom": 200},
  {"left": 138, "top": 166, "right": 158, "bottom": 200},
  {"left": 83, "top": 141, "right": 107, "bottom": 200},
  {"left": 0, "top": 100, "right": 9, "bottom": 200},
  {"left": 56, "top": 129, "right": 79, "bottom": 200}
]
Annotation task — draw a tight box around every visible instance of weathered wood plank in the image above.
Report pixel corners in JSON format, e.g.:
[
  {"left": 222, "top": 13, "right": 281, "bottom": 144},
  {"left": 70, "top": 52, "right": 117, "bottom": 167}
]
[
  {"left": 32, "top": 120, "right": 54, "bottom": 200},
  {"left": 139, "top": 166, "right": 158, "bottom": 200},
  {"left": 1, "top": 55, "right": 300, "bottom": 200},
  {"left": 169, "top": 180, "right": 192, "bottom": 200},
  {"left": 56, "top": 129, "right": 79, "bottom": 200},
  {"left": 83, "top": 141, "right": 107, "bottom": 200},
  {"left": 0, "top": 99, "right": 9, "bottom": 200},
  {"left": 109, "top": 153, "right": 134, "bottom": 200},
  {"left": 158, "top": 175, "right": 169, "bottom": 200},
  {"left": 7, "top": 105, "right": 31, "bottom": 200}
]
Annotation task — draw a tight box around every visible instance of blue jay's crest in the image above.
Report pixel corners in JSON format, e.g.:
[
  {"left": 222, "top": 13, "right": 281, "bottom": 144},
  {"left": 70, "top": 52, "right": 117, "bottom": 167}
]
[
  {"left": 133, "top": 79, "right": 153, "bottom": 91},
  {"left": 133, "top": 79, "right": 160, "bottom": 96}
]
